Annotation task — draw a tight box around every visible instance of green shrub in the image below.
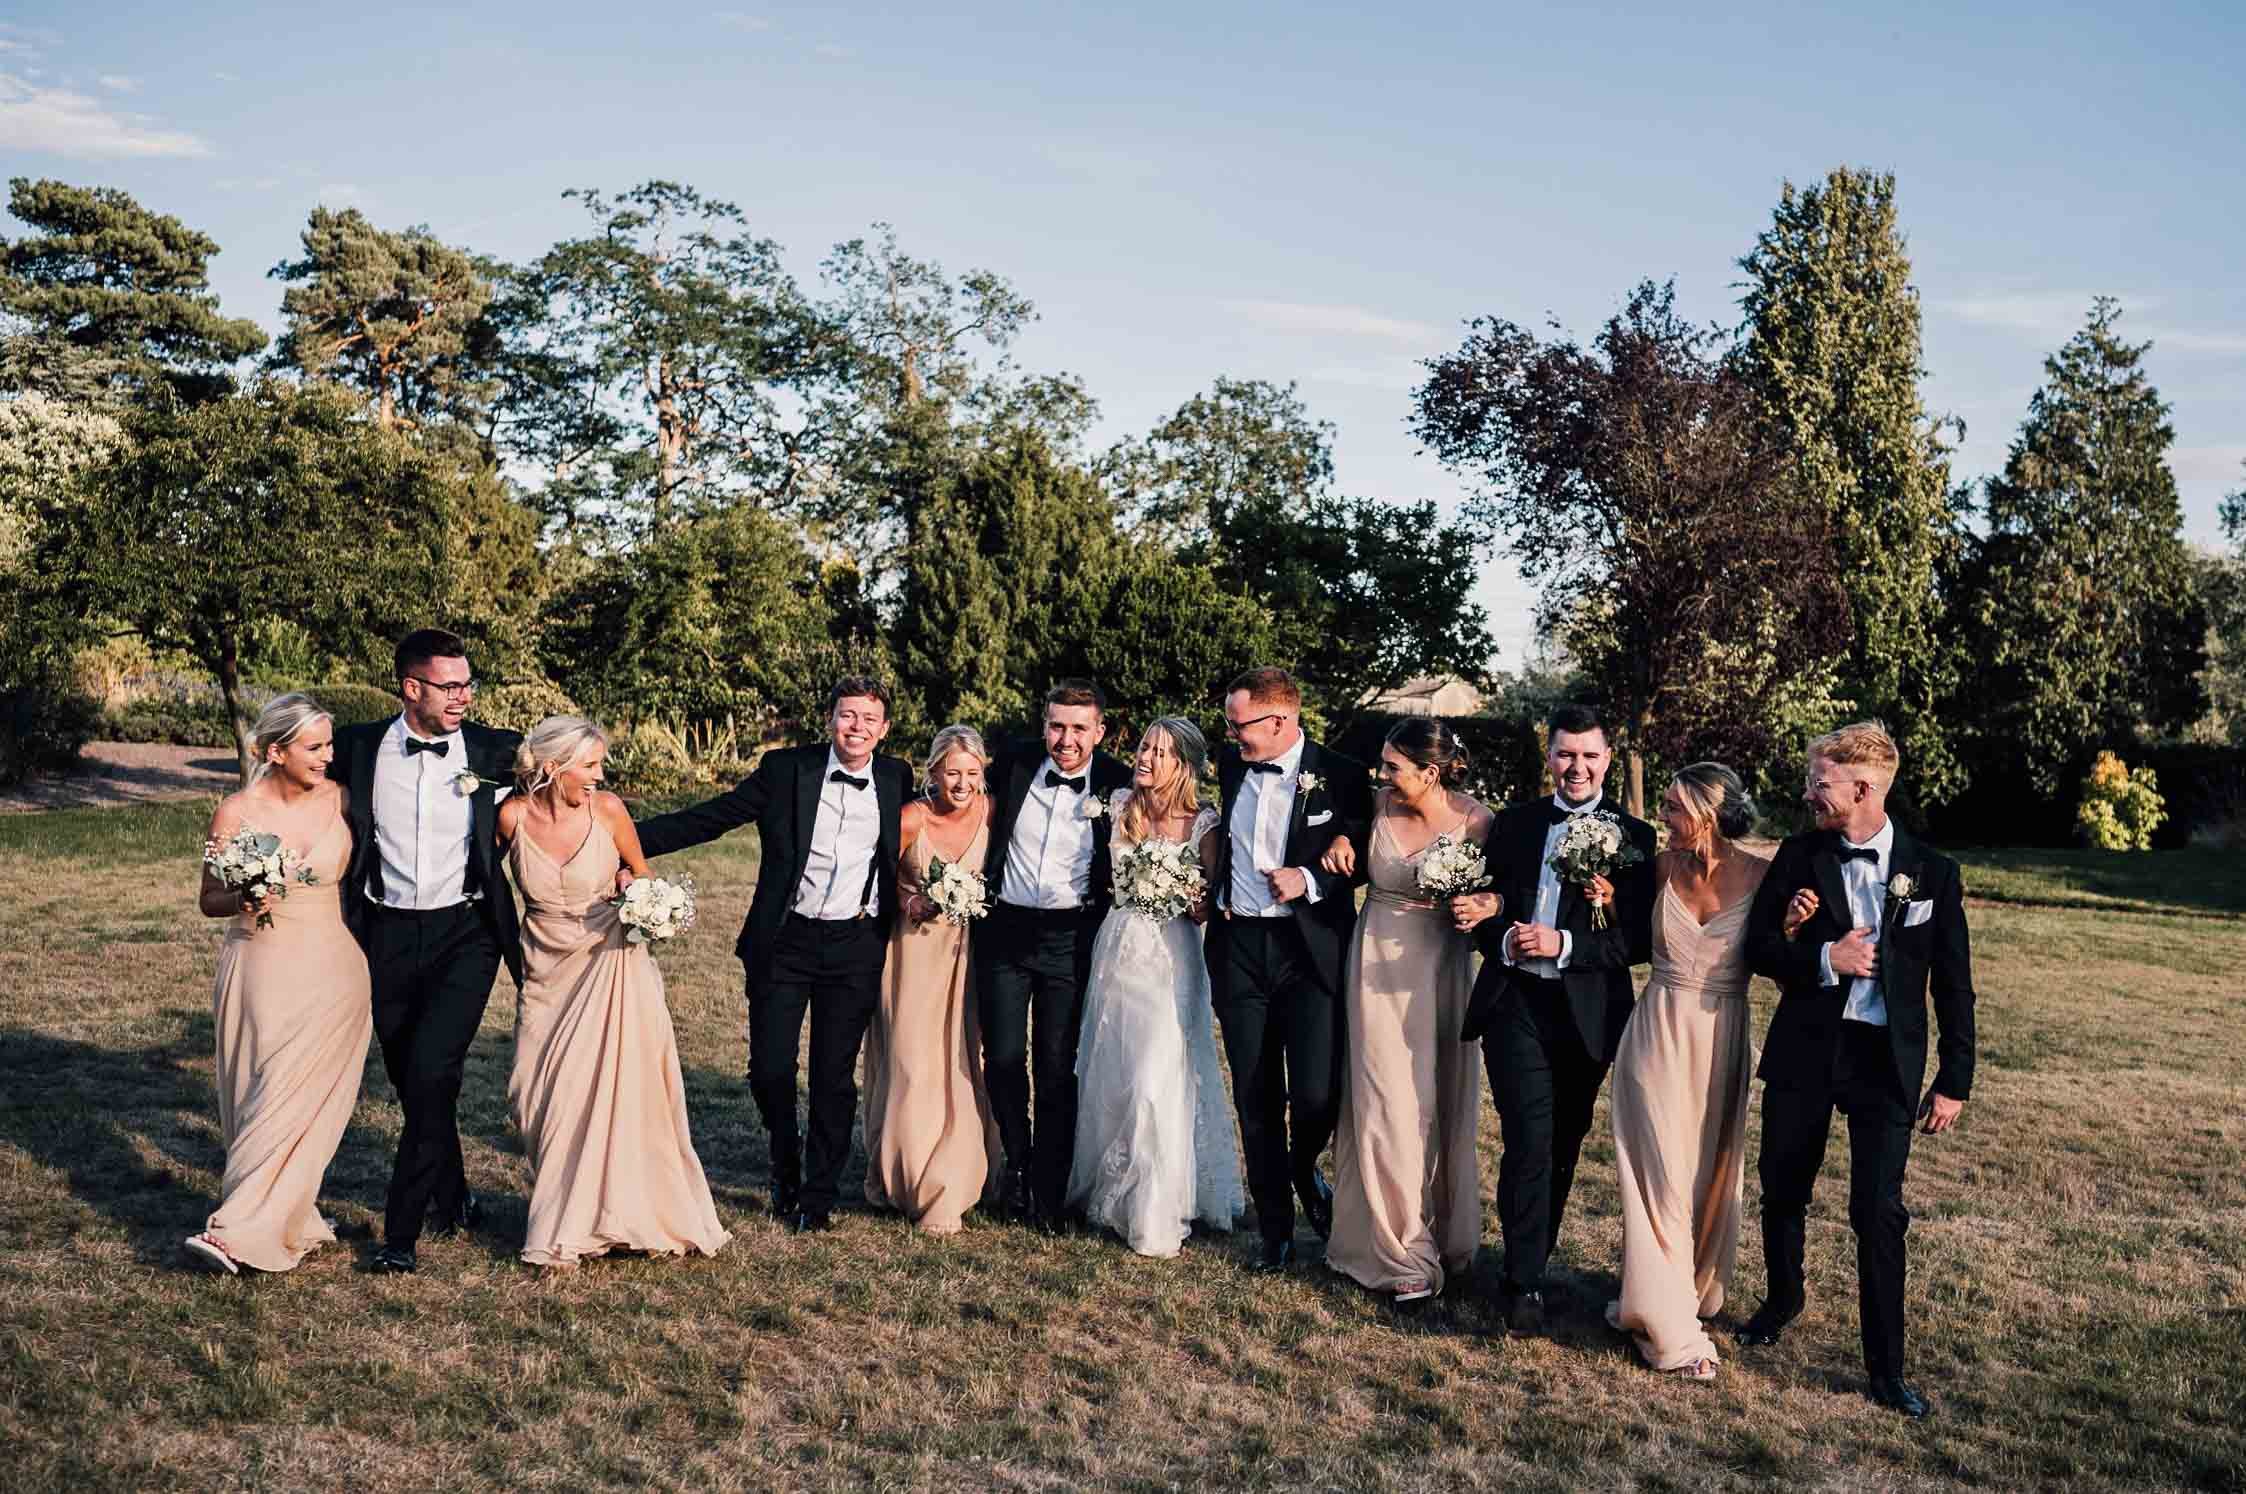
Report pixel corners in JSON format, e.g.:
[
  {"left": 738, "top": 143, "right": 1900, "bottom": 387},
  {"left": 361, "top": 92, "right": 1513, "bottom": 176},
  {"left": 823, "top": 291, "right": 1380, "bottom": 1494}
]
[
  {"left": 604, "top": 720, "right": 697, "bottom": 797},
  {"left": 2076, "top": 751, "right": 2165, "bottom": 851},
  {"left": 101, "top": 688, "right": 243, "bottom": 748},
  {"left": 0, "top": 666, "right": 101, "bottom": 786},
  {"left": 471, "top": 677, "right": 578, "bottom": 735},
  {"left": 304, "top": 683, "right": 400, "bottom": 728}
]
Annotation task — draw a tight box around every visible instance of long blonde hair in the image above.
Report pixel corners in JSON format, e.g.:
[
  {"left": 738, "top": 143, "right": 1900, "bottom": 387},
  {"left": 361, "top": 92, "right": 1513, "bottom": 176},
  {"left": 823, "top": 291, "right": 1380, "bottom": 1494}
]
[
  {"left": 514, "top": 715, "right": 608, "bottom": 796},
  {"left": 246, "top": 692, "right": 332, "bottom": 789},
  {"left": 1118, "top": 717, "right": 1206, "bottom": 842}
]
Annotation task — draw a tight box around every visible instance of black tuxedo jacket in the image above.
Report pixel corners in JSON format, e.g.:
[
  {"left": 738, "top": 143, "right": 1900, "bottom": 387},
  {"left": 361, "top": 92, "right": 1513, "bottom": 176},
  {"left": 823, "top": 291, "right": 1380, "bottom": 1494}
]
[
  {"left": 633, "top": 744, "right": 912, "bottom": 996},
  {"left": 330, "top": 716, "right": 527, "bottom": 988},
  {"left": 1202, "top": 738, "right": 1374, "bottom": 1001},
  {"left": 981, "top": 745, "right": 1135, "bottom": 913},
  {"left": 1744, "top": 826, "right": 1977, "bottom": 1103},
  {"left": 1463, "top": 799, "right": 1657, "bottom": 1060}
]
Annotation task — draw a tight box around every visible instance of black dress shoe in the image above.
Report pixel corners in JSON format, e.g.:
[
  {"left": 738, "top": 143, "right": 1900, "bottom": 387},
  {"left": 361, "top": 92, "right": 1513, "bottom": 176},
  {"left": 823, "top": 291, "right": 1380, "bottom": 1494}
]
[
  {"left": 771, "top": 1179, "right": 801, "bottom": 1217},
  {"left": 369, "top": 1245, "right": 418, "bottom": 1274},
  {"left": 999, "top": 1167, "right": 1035, "bottom": 1225},
  {"left": 1734, "top": 1305, "right": 1799, "bottom": 1347},
  {"left": 1298, "top": 1172, "right": 1334, "bottom": 1242},
  {"left": 1867, "top": 1376, "right": 1931, "bottom": 1418},
  {"left": 1250, "top": 1238, "right": 1296, "bottom": 1273},
  {"left": 1501, "top": 1290, "right": 1546, "bottom": 1335},
  {"left": 786, "top": 1209, "right": 832, "bottom": 1235},
  {"left": 430, "top": 1191, "right": 483, "bottom": 1239}
]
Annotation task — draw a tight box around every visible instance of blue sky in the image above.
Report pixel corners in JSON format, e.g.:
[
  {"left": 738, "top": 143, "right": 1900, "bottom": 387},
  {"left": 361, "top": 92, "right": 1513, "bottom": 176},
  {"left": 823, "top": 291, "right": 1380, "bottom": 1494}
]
[{"left": 7, "top": 1, "right": 2242, "bottom": 667}]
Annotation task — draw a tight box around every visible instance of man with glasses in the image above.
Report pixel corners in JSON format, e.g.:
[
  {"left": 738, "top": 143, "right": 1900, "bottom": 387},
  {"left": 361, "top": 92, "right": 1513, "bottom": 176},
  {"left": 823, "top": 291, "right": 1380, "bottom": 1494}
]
[
  {"left": 333, "top": 628, "right": 525, "bottom": 1274},
  {"left": 1204, "top": 666, "right": 1372, "bottom": 1271}
]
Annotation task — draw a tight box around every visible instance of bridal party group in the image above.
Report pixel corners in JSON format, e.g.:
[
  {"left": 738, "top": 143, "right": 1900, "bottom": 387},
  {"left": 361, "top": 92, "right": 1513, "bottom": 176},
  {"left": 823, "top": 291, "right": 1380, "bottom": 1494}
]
[{"left": 183, "top": 628, "right": 1977, "bottom": 1416}]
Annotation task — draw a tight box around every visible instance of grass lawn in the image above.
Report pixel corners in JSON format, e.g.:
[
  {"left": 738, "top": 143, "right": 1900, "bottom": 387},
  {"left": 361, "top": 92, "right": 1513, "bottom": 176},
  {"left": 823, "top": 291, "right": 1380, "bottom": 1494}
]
[{"left": 1, "top": 805, "right": 2240, "bottom": 1491}]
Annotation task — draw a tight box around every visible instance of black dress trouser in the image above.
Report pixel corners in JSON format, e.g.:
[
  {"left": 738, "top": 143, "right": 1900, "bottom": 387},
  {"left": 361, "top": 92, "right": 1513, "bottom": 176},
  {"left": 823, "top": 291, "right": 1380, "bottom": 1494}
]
[
  {"left": 1212, "top": 916, "right": 1341, "bottom": 1246},
  {"left": 1485, "top": 973, "right": 1609, "bottom": 1294},
  {"left": 976, "top": 902, "right": 1101, "bottom": 1219},
  {"left": 368, "top": 901, "right": 503, "bottom": 1249},
  {"left": 1756, "top": 1019, "right": 1917, "bottom": 1378},
  {"left": 754, "top": 912, "right": 888, "bottom": 1216}
]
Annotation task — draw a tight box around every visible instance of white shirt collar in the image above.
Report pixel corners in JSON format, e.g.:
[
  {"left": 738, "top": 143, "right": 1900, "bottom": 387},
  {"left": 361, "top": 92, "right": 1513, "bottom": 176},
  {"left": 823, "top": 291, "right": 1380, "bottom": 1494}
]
[
  {"left": 1267, "top": 735, "right": 1307, "bottom": 779},
  {"left": 1841, "top": 817, "right": 1895, "bottom": 859},
  {"left": 1552, "top": 790, "right": 1603, "bottom": 817},
  {"left": 389, "top": 715, "right": 462, "bottom": 752},
  {"left": 824, "top": 747, "right": 872, "bottom": 786}
]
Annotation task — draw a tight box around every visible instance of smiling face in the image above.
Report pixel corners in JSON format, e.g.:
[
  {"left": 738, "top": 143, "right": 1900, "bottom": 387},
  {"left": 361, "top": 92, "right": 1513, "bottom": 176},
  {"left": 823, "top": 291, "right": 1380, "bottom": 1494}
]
[
  {"left": 928, "top": 747, "right": 986, "bottom": 810},
  {"left": 1133, "top": 725, "right": 1184, "bottom": 795},
  {"left": 830, "top": 694, "right": 891, "bottom": 771},
  {"left": 1803, "top": 754, "right": 1871, "bottom": 832},
  {"left": 400, "top": 651, "right": 473, "bottom": 737},
  {"left": 1378, "top": 745, "right": 1442, "bottom": 805},
  {"left": 1660, "top": 782, "right": 1703, "bottom": 852},
  {"left": 546, "top": 740, "right": 606, "bottom": 809},
  {"left": 1548, "top": 728, "right": 1610, "bottom": 806},
  {"left": 1043, "top": 702, "right": 1105, "bottom": 774},
  {"left": 267, "top": 717, "right": 335, "bottom": 791},
  {"left": 1223, "top": 689, "right": 1300, "bottom": 764}
]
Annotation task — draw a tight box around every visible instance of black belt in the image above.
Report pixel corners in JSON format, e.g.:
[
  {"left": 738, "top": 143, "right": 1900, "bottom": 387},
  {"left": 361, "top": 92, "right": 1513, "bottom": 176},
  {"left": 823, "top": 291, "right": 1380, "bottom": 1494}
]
[
  {"left": 368, "top": 898, "right": 480, "bottom": 918},
  {"left": 994, "top": 901, "right": 1098, "bottom": 923}
]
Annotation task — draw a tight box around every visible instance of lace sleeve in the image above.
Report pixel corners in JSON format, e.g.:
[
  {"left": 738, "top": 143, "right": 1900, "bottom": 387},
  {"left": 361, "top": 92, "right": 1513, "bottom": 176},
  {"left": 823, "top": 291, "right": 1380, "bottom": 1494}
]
[{"left": 1192, "top": 805, "right": 1221, "bottom": 843}]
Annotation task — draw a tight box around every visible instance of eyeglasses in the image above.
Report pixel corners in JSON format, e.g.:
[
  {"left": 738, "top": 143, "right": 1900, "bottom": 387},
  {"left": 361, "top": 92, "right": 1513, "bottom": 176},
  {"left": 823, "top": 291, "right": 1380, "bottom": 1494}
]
[
  {"left": 406, "top": 676, "right": 478, "bottom": 699},
  {"left": 1222, "top": 712, "right": 1288, "bottom": 738}
]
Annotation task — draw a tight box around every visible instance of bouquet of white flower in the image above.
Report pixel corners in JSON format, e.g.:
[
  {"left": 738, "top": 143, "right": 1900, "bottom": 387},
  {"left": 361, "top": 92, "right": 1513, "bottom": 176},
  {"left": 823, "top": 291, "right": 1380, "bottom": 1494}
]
[
  {"left": 203, "top": 827, "right": 318, "bottom": 930},
  {"left": 1547, "top": 811, "right": 1645, "bottom": 928},
  {"left": 1112, "top": 837, "right": 1206, "bottom": 924},
  {"left": 922, "top": 854, "right": 991, "bottom": 927},
  {"left": 613, "top": 875, "right": 698, "bottom": 945},
  {"left": 1415, "top": 831, "right": 1492, "bottom": 903}
]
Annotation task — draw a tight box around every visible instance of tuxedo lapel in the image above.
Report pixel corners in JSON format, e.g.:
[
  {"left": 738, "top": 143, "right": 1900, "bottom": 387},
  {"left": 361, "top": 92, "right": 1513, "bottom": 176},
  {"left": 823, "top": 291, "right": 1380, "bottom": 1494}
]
[
  {"left": 1215, "top": 752, "right": 1243, "bottom": 896},
  {"left": 1281, "top": 740, "right": 1317, "bottom": 863},
  {"left": 875, "top": 757, "right": 903, "bottom": 871},
  {"left": 1809, "top": 837, "right": 1851, "bottom": 944},
  {"left": 1879, "top": 825, "right": 1921, "bottom": 997},
  {"left": 793, "top": 751, "right": 822, "bottom": 888}
]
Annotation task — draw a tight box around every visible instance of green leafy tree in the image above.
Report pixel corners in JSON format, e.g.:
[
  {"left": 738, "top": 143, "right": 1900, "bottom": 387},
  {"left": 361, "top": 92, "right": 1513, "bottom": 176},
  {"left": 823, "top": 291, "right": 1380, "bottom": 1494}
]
[
  {"left": 38, "top": 382, "right": 455, "bottom": 779},
  {"left": 269, "top": 206, "right": 495, "bottom": 431},
  {"left": 1063, "top": 542, "right": 1279, "bottom": 745},
  {"left": 1102, "top": 376, "right": 1334, "bottom": 548},
  {"left": 1415, "top": 281, "right": 1850, "bottom": 813},
  {"left": 2194, "top": 472, "right": 2246, "bottom": 745},
  {"left": 1956, "top": 299, "right": 2206, "bottom": 794},
  {"left": 0, "top": 177, "right": 266, "bottom": 406},
  {"left": 1734, "top": 167, "right": 1966, "bottom": 804}
]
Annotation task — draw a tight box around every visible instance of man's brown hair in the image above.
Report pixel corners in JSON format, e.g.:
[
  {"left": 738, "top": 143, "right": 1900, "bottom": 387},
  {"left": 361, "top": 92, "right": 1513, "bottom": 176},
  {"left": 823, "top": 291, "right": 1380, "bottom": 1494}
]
[
  {"left": 1809, "top": 720, "right": 1900, "bottom": 788},
  {"left": 828, "top": 676, "right": 894, "bottom": 718},
  {"left": 1044, "top": 678, "right": 1106, "bottom": 717}
]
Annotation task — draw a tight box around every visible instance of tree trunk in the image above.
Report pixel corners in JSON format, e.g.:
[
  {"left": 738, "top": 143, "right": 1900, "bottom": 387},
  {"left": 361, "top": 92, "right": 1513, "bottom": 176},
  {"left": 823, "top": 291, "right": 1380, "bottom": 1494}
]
[
  {"left": 1626, "top": 707, "right": 1648, "bottom": 819},
  {"left": 218, "top": 633, "right": 254, "bottom": 785}
]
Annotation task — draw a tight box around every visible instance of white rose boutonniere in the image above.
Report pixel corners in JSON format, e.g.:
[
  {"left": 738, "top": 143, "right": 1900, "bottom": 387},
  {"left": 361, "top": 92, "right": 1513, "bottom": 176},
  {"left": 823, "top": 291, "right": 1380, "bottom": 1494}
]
[
  {"left": 1888, "top": 872, "right": 1915, "bottom": 901},
  {"left": 1082, "top": 793, "right": 1108, "bottom": 820},
  {"left": 1296, "top": 771, "right": 1322, "bottom": 794},
  {"left": 453, "top": 768, "right": 505, "bottom": 797}
]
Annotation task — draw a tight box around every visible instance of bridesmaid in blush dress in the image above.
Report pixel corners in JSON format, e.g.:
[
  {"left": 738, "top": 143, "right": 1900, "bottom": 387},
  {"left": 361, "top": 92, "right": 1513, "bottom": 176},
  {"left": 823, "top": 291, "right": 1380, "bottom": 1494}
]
[
  {"left": 862, "top": 725, "right": 1002, "bottom": 1233},
  {"left": 500, "top": 716, "right": 729, "bottom": 1268},
  {"left": 1606, "top": 762, "right": 1769, "bottom": 1380},
  {"left": 1323, "top": 719, "right": 1494, "bottom": 1303},
  {"left": 185, "top": 694, "right": 372, "bottom": 1275}
]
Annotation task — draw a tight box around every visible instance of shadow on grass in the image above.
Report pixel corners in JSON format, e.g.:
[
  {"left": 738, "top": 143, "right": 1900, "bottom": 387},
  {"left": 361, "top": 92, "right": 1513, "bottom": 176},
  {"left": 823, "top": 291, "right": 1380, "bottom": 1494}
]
[{"left": 1958, "top": 845, "right": 2246, "bottom": 918}]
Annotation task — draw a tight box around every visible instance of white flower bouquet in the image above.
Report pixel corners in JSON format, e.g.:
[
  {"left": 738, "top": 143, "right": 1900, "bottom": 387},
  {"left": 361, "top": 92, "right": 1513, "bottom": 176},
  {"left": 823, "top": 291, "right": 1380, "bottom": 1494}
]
[
  {"left": 1112, "top": 837, "right": 1206, "bottom": 924},
  {"left": 203, "top": 827, "right": 317, "bottom": 929},
  {"left": 923, "top": 854, "right": 991, "bottom": 926},
  {"left": 1547, "top": 811, "right": 1644, "bottom": 928},
  {"left": 613, "top": 875, "right": 698, "bottom": 945},
  {"left": 1415, "top": 831, "right": 1492, "bottom": 904}
]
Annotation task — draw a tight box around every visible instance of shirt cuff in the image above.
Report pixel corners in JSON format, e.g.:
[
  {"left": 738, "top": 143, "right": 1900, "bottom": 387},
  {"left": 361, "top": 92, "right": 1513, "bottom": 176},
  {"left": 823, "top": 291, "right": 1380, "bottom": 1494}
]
[
  {"left": 1819, "top": 942, "right": 1840, "bottom": 987},
  {"left": 1555, "top": 929, "right": 1573, "bottom": 970},
  {"left": 1296, "top": 867, "right": 1322, "bottom": 905},
  {"left": 1500, "top": 935, "right": 1518, "bottom": 967}
]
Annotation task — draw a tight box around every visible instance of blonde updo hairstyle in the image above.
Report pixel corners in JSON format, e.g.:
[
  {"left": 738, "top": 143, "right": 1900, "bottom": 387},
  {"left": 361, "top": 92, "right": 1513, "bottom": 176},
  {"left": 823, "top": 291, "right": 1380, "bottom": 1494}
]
[
  {"left": 1118, "top": 716, "right": 1207, "bottom": 843},
  {"left": 246, "top": 692, "right": 334, "bottom": 789},
  {"left": 515, "top": 714, "right": 609, "bottom": 796},
  {"left": 923, "top": 724, "right": 990, "bottom": 795},
  {"left": 1667, "top": 761, "right": 1756, "bottom": 870}
]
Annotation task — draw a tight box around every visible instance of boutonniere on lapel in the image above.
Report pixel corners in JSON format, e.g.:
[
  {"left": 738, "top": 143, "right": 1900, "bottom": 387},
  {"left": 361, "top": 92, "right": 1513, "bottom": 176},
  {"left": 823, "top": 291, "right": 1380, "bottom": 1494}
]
[
  {"left": 452, "top": 768, "right": 506, "bottom": 797},
  {"left": 1885, "top": 871, "right": 1916, "bottom": 917},
  {"left": 1082, "top": 792, "right": 1112, "bottom": 821},
  {"left": 1295, "top": 771, "right": 1321, "bottom": 795}
]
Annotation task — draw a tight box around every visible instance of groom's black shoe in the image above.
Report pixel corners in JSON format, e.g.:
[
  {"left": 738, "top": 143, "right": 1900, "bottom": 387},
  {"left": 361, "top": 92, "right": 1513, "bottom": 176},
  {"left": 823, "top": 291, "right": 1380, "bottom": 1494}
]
[
  {"left": 770, "top": 1178, "right": 802, "bottom": 1218},
  {"left": 1297, "top": 1172, "right": 1334, "bottom": 1242},
  {"left": 1251, "top": 1238, "right": 1296, "bottom": 1273},
  {"left": 369, "top": 1244, "right": 417, "bottom": 1275},
  {"left": 430, "top": 1191, "right": 483, "bottom": 1239},
  {"left": 786, "top": 1209, "right": 832, "bottom": 1235},
  {"left": 1734, "top": 1304, "right": 1799, "bottom": 1347},
  {"left": 1500, "top": 1289, "right": 1546, "bottom": 1335},
  {"left": 999, "top": 1166, "right": 1036, "bottom": 1226},
  {"left": 1867, "top": 1376, "right": 1931, "bottom": 1418}
]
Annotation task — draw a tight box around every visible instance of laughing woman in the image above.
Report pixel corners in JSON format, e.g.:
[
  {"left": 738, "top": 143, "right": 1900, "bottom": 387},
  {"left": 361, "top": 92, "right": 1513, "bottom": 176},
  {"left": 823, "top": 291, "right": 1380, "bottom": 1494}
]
[{"left": 186, "top": 693, "right": 373, "bottom": 1275}]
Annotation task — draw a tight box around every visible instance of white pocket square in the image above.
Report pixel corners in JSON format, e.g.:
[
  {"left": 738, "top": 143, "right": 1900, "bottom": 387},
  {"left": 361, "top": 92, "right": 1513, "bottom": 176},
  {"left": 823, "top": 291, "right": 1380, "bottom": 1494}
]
[
  {"left": 1306, "top": 810, "right": 1333, "bottom": 826},
  {"left": 1902, "top": 898, "right": 1933, "bottom": 927}
]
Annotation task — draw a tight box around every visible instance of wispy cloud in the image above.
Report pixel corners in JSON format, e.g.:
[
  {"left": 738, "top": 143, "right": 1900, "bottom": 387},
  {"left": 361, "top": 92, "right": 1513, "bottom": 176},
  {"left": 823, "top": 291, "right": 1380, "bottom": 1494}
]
[
  {"left": 215, "top": 174, "right": 283, "bottom": 192},
  {"left": 2148, "top": 328, "right": 2246, "bottom": 356},
  {"left": 813, "top": 41, "right": 853, "bottom": 59},
  {"left": 213, "top": 69, "right": 239, "bottom": 82},
  {"left": 1226, "top": 298, "right": 1442, "bottom": 344},
  {"left": 713, "top": 10, "right": 771, "bottom": 30},
  {"left": 97, "top": 74, "right": 139, "bottom": 93},
  {"left": 1039, "top": 143, "right": 1162, "bottom": 185},
  {"left": 1303, "top": 358, "right": 1425, "bottom": 392},
  {"left": 0, "top": 71, "right": 210, "bottom": 158},
  {"left": 1936, "top": 291, "right": 2154, "bottom": 337},
  {"left": 2172, "top": 445, "right": 2246, "bottom": 484},
  {"left": 316, "top": 183, "right": 365, "bottom": 206}
]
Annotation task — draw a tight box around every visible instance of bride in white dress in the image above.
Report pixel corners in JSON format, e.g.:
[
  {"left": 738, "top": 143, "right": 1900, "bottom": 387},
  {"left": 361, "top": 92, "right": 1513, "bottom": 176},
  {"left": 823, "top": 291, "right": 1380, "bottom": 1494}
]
[{"left": 1067, "top": 717, "right": 1247, "bottom": 1257}]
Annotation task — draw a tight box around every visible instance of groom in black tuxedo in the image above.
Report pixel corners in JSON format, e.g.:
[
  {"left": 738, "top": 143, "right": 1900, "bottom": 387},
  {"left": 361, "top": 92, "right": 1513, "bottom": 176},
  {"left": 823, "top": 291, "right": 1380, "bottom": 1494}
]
[
  {"left": 1737, "top": 720, "right": 1976, "bottom": 1419},
  {"left": 332, "top": 627, "right": 524, "bottom": 1274},
  {"left": 1462, "top": 702, "right": 1656, "bottom": 1330},
  {"left": 1205, "top": 667, "right": 1372, "bottom": 1271},
  {"left": 632, "top": 677, "right": 911, "bottom": 1232},
  {"left": 978, "top": 678, "right": 1133, "bottom": 1228}
]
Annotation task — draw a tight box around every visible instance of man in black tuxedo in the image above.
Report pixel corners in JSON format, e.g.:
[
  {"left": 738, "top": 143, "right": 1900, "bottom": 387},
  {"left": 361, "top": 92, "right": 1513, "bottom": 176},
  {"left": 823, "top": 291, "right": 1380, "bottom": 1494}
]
[
  {"left": 1461, "top": 702, "right": 1656, "bottom": 1330},
  {"left": 1205, "top": 667, "right": 1372, "bottom": 1271},
  {"left": 331, "top": 628, "right": 524, "bottom": 1274},
  {"left": 632, "top": 677, "right": 911, "bottom": 1232},
  {"left": 1736, "top": 721, "right": 1976, "bottom": 1419},
  {"left": 978, "top": 679, "right": 1134, "bottom": 1228}
]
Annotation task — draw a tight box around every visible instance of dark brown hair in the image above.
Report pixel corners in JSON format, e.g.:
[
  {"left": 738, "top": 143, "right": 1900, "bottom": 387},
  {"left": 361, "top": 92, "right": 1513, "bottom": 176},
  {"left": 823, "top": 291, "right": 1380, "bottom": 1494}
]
[
  {"left": 1044, "top": 678, "right": 1106, "bottom": 717},
  {"left": 828, "top": 676, "right": 894, "bottom": 718},
  {"left": 1547, "top": 702, "right": 1610, "bottom": 744},
  {"left": 1384, "top": 717, "right": 1472, "bottom": 788},
  {"left": 394, "top": 627, "right": 467, "bottom": 682},
  {"left": 1226, "top": 666, "right": 1302, "bottom": 710}
]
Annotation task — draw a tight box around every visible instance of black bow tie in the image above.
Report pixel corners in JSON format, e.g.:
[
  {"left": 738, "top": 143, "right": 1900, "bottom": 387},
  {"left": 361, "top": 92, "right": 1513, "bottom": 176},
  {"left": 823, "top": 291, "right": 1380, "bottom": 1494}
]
[
  {"left": 1246, "top": 761, "right": 1284, "bottom": 775},
  {"left": 829, "top": 769, "right": 869, "bottom": 791},
  {"left": 1546, "top": 800, "right": 1593, "bottom": 825},
  {"left": 1044, "top": 771, "right": 1086, "bottom": 792},
  {"left": 405, "top": 737, "right": 449, "bottom": 758},
  {"left": 1837, "top": 845, "right": 1878, "bottom": 864}
]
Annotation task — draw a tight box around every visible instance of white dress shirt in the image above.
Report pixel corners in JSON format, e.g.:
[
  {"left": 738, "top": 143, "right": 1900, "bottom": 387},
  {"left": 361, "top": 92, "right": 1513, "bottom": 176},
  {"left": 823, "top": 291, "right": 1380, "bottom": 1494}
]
[
  {"left": 369, "top": 715, "right": 476, "bottom": 910},
  {"left": 1820, "top": 816, "right": 1894, "bottom": 1026},
  {"left": 794, "top": 749, "right": 883, "bottom": 920},
  {"left": 1224, "top": 735, "right": 1324, "bottom": 917},
  {"left": 1504, "top": 793, "right": 1602, "bottom": 978},
  {"left": 998, "top": 758, "right": 1098, "bottom": 909}
]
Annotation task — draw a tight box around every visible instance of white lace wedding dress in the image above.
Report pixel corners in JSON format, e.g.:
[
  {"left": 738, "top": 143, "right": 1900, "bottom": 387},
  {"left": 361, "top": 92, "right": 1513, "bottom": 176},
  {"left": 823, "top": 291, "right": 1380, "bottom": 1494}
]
[{"left": 1066, "top": 798, "right": 1247, "bottom": 1256}]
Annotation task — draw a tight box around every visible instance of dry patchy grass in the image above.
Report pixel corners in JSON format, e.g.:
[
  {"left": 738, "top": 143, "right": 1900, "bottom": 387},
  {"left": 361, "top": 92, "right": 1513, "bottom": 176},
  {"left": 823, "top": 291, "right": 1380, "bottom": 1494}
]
[{"left": 0, "top": 807, "right": 2240, "bottom": 1491}]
